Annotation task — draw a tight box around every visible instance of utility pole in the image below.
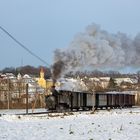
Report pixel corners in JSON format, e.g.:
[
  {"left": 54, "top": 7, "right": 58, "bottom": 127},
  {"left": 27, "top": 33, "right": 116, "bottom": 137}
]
[
  {"left": 26, "top": 84, "right": 28, "bottom": 114},
  {"left": 7, "top": 79, "right": 10, "bottom": 110}
]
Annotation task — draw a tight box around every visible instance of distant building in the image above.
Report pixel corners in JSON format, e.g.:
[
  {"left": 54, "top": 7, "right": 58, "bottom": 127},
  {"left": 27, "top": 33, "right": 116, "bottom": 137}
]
[
  {"left": 114, "top": 77, "right": 138, "bottom": 86},
  {"left": 37, "top": 67, "right": 59, "bottom": 90},
  {"left": 46, "top": 79, "right": 53, "bottom": 89},
  {"left": 0, "top": 72, "right": 45, "bottom": 108},
  {"left": 38, "top": 67, "right": 47, "bottom": 89}
]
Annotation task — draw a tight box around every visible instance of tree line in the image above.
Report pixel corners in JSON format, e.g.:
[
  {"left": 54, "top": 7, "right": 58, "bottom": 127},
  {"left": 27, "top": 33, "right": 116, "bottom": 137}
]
[
  {"left": 0, "top": 65, "right": 51, "bottom": 79},
  {"left": 0, "top": 65, "right": 140, "bottom": 79}
]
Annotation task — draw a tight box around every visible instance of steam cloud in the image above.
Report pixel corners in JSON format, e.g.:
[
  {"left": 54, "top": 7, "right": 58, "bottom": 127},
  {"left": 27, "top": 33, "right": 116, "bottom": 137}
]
[{"left": 53, "top": 23, "right": 140, "bottom": 79}]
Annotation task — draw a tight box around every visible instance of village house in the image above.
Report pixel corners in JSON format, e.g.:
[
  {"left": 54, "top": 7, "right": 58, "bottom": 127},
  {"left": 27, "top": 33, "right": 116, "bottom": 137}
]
[{"left": 0, "top": 72, "right": 45, "bottom": 109}]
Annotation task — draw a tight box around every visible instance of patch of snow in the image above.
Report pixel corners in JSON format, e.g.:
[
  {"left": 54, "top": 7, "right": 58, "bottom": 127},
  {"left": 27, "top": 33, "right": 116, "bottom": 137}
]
[{"left": 0, "top": 108, "right": 140, "bottom": 140}]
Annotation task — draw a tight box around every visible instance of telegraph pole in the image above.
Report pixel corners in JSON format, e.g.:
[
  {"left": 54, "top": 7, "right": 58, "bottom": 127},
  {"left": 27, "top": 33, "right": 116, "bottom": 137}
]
[
  {"left": 26, "top": 84, "right": 28, "bottom": 114},
  {"left": 7, "top": 79, "right": 10, "bottom": 110}
]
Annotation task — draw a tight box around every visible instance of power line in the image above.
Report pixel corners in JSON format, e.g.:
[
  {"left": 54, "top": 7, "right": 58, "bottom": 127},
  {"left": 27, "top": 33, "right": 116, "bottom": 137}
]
[{"left": 0, "top": 26, "right": 50, "bottom": 67}]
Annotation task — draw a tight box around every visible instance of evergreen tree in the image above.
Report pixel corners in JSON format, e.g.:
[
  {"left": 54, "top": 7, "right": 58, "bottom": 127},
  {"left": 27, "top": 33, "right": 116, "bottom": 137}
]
[{"left": 107, "top": 77, "right": 117, "bottom": 91}]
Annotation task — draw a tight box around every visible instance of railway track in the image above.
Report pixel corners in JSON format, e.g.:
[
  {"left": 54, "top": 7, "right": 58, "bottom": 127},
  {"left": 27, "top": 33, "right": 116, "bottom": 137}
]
[{"left": 0, "top": 108, "right": 93, "bottom": 116}]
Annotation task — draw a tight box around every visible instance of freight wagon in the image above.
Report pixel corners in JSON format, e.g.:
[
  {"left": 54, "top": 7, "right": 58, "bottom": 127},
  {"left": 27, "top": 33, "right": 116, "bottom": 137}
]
[{"left": 95, "top": 92, "right": 135, "bottom": 109}]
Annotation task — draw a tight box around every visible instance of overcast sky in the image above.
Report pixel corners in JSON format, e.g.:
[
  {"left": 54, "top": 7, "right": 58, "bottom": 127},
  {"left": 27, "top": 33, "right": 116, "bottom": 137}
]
[{"left": 0, "top": 0, "right": 140, "bottom": 72}]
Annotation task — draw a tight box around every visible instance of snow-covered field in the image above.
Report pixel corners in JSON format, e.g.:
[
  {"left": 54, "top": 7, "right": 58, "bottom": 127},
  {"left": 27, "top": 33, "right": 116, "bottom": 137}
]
[{"left": 0, "top": 108, "right": 140, "bottom": 140}]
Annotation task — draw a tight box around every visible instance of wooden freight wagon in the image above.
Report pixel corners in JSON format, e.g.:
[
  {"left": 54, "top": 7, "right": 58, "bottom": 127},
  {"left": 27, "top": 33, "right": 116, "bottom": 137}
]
[
  {"left": 95, "top": 92, "right": 135, "bottom": 109},
  {"left": 95, "top": 93, "right": 107, "bottom": 109},
  {"left": 126, "top": 94, "right": 135, "bottom": 107}
]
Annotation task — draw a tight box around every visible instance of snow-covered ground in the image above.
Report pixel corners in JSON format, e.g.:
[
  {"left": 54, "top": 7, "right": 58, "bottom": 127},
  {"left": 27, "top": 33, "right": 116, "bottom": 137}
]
[{"left": 0, "top": 107, "right": 140, "bottom": 140}]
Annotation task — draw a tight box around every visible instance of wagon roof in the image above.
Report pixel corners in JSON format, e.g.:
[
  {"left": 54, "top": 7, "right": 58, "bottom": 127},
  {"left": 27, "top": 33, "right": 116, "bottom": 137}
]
[
  {"left": 96, "top": 91, "right": 135, "bottom": 95},
  {"left": 58, "top": 90, "right": 93, "bottom": 94}
]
